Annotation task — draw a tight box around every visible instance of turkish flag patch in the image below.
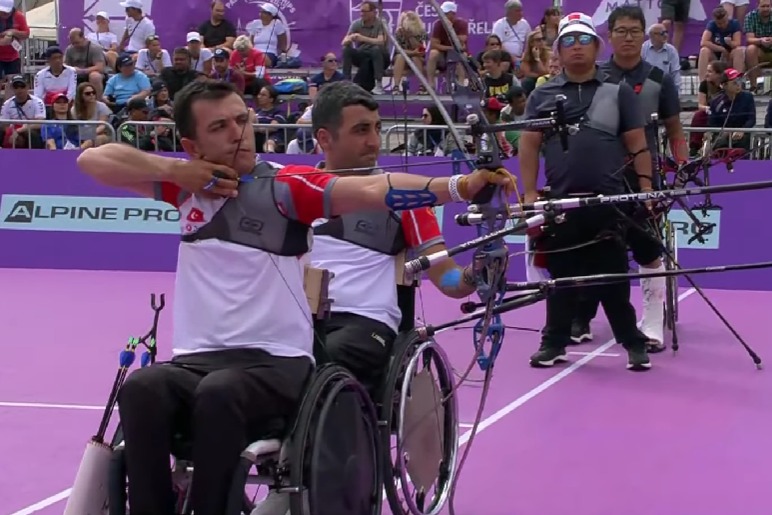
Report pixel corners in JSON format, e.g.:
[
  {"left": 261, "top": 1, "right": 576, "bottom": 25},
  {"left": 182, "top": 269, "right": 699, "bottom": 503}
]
[{"left": 187, "top": 208, "right": 205, "bottom": 223}]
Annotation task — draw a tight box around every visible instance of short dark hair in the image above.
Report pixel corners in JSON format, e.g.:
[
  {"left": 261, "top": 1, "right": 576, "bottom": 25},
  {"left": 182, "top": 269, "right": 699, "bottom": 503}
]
[
  {"left": 173, "top": 80, "right": 243, "bottom": 139},
  {"left": 608, "top": 5, "right": 646, "bottom": 31},
  {"left": 312, "top": 81, "right": 379, "bottom": 138},
  {"left": 482, "top": 49, "right": 504, "bottom": 63},
  {"left": 173, "top": 47, "right": 191, "bottom": 58}
]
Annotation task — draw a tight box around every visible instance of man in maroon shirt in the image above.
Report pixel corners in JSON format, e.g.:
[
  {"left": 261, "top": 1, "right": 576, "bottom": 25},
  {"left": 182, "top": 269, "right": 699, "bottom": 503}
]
[
  {"left": 209, "top": 47, "right": 245, "bottom": 93},
  {"left": 0, "top": 0, "right": 29, "bottom": 99},
  {"left": 426, "top": 1, "right": 468, "bottom": 86}
]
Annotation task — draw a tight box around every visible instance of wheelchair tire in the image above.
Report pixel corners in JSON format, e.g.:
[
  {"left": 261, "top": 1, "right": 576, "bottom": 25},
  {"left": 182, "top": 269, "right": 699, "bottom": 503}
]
[
  {"left": 287, "top": 364, "right": 382, "bottom": 515},
  {"left": 379, "top": 331, "right": 459, "bottom": 515},
  {"left": 663, "top": 220, "right": 679, "bottom": 330}
]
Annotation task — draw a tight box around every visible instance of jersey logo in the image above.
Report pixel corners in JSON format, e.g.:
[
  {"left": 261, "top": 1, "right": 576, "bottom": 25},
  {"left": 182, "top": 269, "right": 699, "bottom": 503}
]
[
  {"left": 633, "top": 83, "right": 643, "bottom": 94},
  {"left": 187, "top": 208, "right": 205, "bottom": 223},
  {"left": 354, "top": 219, "right": 378, "bottom": 235},
  {"left": 239, "top": 216, "right": 264, "bottom": 235}
]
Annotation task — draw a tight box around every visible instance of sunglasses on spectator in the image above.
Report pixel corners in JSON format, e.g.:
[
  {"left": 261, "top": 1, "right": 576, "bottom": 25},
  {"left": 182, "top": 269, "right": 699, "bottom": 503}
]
[
  {"left": 559, "top": 34, "right": 595, "bottom": 47},
  {"left": 324, "top": 58, "right": 337, "bottom": 63},
  {"left": 83, "top": 90, "right": 96, "bottom": 96}
]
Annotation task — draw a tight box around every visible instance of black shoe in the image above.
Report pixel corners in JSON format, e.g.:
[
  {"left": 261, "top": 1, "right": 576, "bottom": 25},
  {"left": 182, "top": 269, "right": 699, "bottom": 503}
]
[
  {"left": 529, "top": 346, "right": 568, "bottom": 368},
  {"left": 626, "top": 347, "right": 652, "bottom": 371},
  {"left": 570, "top": 321, "right": 593, "bottom": 344}
]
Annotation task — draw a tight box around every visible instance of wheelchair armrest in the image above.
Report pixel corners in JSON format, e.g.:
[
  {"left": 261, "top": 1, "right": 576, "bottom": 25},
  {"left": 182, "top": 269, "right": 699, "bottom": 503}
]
[
  {"left": 304, "top": 265, "right": 334, "bottom": 320},
  {"left": 395, "top": 250, "right": 419, "bottom": 287},
  {"left": 241, "top": 438, "right": 283, "bottom": 462}
]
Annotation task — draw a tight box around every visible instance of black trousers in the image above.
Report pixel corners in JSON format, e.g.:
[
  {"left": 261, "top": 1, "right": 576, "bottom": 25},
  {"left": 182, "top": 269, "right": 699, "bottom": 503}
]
[
  {"left": 117, "top": 348, "right": 313, "bottom": 515},
  {"left": 321, "top": 312, "right": 397, "bottom": 394},
  {"left": 539, "top": 205, "right": 647, "bottom": 351},
  {"left": 342, "top": 45, "right": 388, "bottom": 90}
]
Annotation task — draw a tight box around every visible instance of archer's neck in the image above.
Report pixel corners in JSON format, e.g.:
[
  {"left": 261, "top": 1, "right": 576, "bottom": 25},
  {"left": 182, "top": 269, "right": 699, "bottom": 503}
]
[
  {"left": 612, "top": 55, "right": 642, "bottom": 71},
  {"left": 563, "top": 65, "right": 597, "bottom": 83}
]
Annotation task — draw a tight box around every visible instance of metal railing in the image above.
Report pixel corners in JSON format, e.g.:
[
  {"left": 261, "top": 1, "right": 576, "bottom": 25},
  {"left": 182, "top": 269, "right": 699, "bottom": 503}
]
[{"left": 0, "top": 119, "right": 116, "bottom": 149}]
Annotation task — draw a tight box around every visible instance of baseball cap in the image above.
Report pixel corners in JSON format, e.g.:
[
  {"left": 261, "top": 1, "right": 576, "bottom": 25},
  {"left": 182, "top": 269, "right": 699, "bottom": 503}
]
[
  {"left": 260, "top": 3, "right": 279, "bottom": 16},
  {"left": 0, "top": 0, "right": 13, "bottom": 14},
  {"left": 483, "top": 97, "right": 505, "bottom": 111},
  {"left": 724, "top": 68, "right": 743, "bottom": 81},
  {"left": 440, "top": 1, "right": 457, "bottom": 13},
  {"left": 213, "top": 48, "right": 230, "bottom": 59},
  {"left": 10, "top": 75, "right": 26, "bottom": 87},
  {"left": 127, "top": 97, "right": 149, "bottom": 111},
  {"left": 119, "top": 0, "right": 143, "bottom": 9},
  {"left": 47, "top": 92, "right": 69, "bottom": 104},
  {"left": 186, "top": 31, "right": 202, "bottom": 43},
  {"left": 117, "top": 54, "right": 135, "bottom": 67},
  {"left": 555, "top": 12, "right": 602, "bottom": 51},
  {"left": 95, "top": 11, "right": 109, "bottom": 20}
]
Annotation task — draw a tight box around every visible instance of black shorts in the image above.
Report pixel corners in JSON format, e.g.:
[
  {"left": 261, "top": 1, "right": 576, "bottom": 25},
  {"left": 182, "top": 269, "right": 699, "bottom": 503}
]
[
  {"left": 661, "top": 0, "right": 691, "bottom": 23},
  {"left": 626, "top": 221, "right": 662, "bottom": 266},
  {"left": 0, "top": 59, "right": 21, "bottom": 78}
]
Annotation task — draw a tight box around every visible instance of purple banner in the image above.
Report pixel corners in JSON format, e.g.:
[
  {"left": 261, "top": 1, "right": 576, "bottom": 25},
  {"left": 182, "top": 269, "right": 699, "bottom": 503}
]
[
  {"left": 0, "top": 150, "right": 767, "bottom": 290},
  {"left": 57, "top": 0, "right": 542, "bottom": 66}
]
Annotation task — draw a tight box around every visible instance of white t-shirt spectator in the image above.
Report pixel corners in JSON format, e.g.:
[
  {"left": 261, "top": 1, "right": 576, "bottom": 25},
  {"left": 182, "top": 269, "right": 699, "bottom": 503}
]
[
  {"left": 190, "top": 48, "right": 214, "bottom": 73},
  {"left": 124, "top": 16, "right": 156, "bottom": 52},
  {"left": 246, "top": 19, "right": 286, "bottom": 56},
  {"left": 298, "top": 105, "right": 312, "bottom": 123},
  {"left": 136, "top": 48, "right": 172, "bottom": 75},
  {"left": 87, "top": 30, "right": 119, "bottom": 50},
  {"left": 492, "top": 17, "right": 531, "bottom": 59},
  {"left": 1, "top": 94, "right": 46, "bottom": 121},
  {"left": 33, "top": 65, "right": 78, "bottom": 103}
]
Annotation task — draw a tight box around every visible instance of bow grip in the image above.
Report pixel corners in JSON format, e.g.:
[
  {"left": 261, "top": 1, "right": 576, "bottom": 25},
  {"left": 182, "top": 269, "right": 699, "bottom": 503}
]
[{"left": 472, "top": 245, "right": 509, "bottom": 304}]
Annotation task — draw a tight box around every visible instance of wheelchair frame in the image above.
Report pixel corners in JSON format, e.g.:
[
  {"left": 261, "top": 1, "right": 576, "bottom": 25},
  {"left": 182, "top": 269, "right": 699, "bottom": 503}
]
[{"left": 662, "top": 216, "right": 679, "bottom": 344}]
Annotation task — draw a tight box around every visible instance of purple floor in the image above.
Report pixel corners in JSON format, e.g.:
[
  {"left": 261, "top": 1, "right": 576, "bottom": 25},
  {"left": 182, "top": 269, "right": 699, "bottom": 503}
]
[{"left": 2, "top": 268, "right": 772, "bottom": 515}]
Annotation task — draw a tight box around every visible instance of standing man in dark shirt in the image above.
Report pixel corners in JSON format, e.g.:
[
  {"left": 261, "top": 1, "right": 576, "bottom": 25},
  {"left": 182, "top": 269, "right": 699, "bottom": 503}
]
[
  {"left": 521, "top": 12, "right": 654, "bottom": 371},
  {"left": 571, "top": 5, "right": 688, "bottom": 353},
  {"left": 160, "top": 47, "right": 201, "bottom": 100},
  {"left": 198, "top": 0, "right": 237, "bottom": 50}
]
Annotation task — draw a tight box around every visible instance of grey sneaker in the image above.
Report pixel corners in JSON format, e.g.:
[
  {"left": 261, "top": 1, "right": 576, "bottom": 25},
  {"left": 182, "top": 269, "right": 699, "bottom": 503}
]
[
  {"left": 626, "top": 347, "right": 652, "bottom": 371},
  {"left": 529, "top": 346, "right": 568, "bottom": 368}
]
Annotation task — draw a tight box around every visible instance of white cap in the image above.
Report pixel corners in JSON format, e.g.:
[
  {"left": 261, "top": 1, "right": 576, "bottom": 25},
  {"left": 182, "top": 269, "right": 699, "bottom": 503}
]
[
  {"left": 119, "top": 0, "right": 143, "bottom": 9},
  {"left": 0, "top": 0, "right": 14, "bottom": 14},
  {"left": 95, "top": 11, "right": 109, "bottom": 20},
  {"left": 440, "top": 1, "right": 457, "bottom": 13},
  {"left": 260, "top": 3, "right": 279, "bottom": 16},
  {"left": 556, "top": 12, "right": 599, "bottom": 40},
  {"left": 186, "top": 31, "right": 202, "bottom": 42}
]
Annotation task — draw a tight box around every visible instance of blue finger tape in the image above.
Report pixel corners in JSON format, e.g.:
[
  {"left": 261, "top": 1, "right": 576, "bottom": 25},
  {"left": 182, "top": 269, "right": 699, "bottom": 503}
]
[{"left": 440, "top": 268, "right": 462, "bottom": 290}]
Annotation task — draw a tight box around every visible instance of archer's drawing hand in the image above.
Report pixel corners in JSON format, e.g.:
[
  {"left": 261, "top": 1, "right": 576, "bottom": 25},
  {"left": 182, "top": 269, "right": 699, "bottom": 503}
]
[
  {"left": 461, "top": 168, "right": 517, "bottom": 200},
  {"left": 170, "top": 159, "right": 240, "bottom": 198}
]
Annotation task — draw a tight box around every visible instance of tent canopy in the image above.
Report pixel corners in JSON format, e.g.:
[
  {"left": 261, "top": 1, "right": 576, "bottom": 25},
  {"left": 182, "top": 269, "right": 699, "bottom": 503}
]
[{"left": 25, "top": 1, "right": 57, "bottom": 41}]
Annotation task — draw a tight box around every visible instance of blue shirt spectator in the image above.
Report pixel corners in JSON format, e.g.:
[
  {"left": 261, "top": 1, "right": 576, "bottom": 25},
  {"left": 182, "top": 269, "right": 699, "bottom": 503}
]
[
  {"left": 104, "top": 55, "right": 152, "bottom": 108},
  {"left": 704, "top": 8, "right": 742, "bottom": 53}
]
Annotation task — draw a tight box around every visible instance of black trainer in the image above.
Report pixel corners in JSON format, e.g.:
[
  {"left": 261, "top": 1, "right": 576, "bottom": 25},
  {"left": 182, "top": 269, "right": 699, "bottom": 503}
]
[
  {"left": 529, "top": 346, "right": 568, "bottom": 368},
  {"left": 570, "top": 321, "right": 593, "bottom": 344},
  {"left": 626, "top": 347, "right": 652, "bottom": 371}
]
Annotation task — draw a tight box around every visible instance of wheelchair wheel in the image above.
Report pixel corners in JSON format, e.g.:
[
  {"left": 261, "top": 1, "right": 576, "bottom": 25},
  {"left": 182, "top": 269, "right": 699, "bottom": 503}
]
[
  {"left": 380, "top": 331, "right": 459, "bottom": 515},
  {"left": 663, "top": 219, "right": 679, "bottom": 330},
  {"left": 286, "top": 364, "right": 382, "bottom": 515}
]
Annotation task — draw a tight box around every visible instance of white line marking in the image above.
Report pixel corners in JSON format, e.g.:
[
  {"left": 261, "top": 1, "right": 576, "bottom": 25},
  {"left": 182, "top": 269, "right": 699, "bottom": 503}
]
[
  {"left": 12, "top": 289, "right": 696, "bottom": 515},
  {"left": 568, "top": 351, "right": 621, "bottom": 358},
  {"left": 458, "top": 423, "right": 475, "bottom": 428},
  {"left": 0, "top": 402, "right": 111, "bottom": 411}
]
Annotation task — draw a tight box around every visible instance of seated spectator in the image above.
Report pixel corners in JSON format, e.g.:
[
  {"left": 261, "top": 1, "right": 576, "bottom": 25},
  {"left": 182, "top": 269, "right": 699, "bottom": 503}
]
[
  {"left": 286, "top": 127, "right": 320, "bottom": 154},
  {"left": 476, "top": 34, "right": 512, "bottom": 73},
  {"left": 254, "top": 84, "right": 286, "bottom": 153},
  {"left": 708, "top": 67, "right": 755, "bottom": 151},
  {"left": 391, "top": 11, "right": 427, "bottom": 93},
  {"left": 481, "top": 97, "right": 513, "bottom": 157},
  {"left": 296, "top": 103, "right": 312, "bottom": 124},
  {"left": 146, "top": 79, "right": 173, "bottom": 117},
  {"left": 86, "top": 11, "right": 119, "bottom": 70},
  {"left": 539, "top": 7, "right": 561, "bottom": 47},
  {"left": 118, "top": 0, "right": 155, "bottom": 54},
  {"left": 492, "top": 0, "right": 531, "bottom": 64},
  {"left": 642, "top": 23, "right": 681, "bottom": 88},
  {"left": 209, "top": 48, "right": 245, "bottom": 93},
  {"left": 246, "top": 3, "right": 288, "bottom": 67},
  {"left": 342, "top": 0, "right": 388, "bottom": 94},
  {"left": 0, "top": 0, "right": 30, "bottom": 100},
  {"left": 1, "top": 76, "right": 45, "bottom": 148},
  {"left": 136, "top": 34, "right": 171, "bottom": 77},
  {"left": 198, "top": 0, "right": 236, "bottom": 50},
  {"left": 71, "top": 82, "right": 112, "bottom": 148},
  {"left": 118, "top": 97, "right": 150, "bottom": 146},
  {"left": 308, "top": 52, "right": 344, "bottom": 100},
  {"left": 138, "top": 110, "right": 178, "bottom": 151},
  {"left": 743, "top": 0, "right": 772, "bottom": 93},
  {"left": 65, "top": 28, "right": 107, "bottom": 98},
  {"left": 426, "top": 2, "right": 468, "bottom": 91},
  {"left": 160, "top": 47, "right": 200, "bottom": 100},
  {"left": 519, "top": 29, "right": 549, "bottom": 94},
  {"left": 186, "top": 32, "right": 213, "bottom": 75},
  {"left": 689, "top": 60, "right": 727, "bottom": 154},
  {"left": 104, "top": 54, "right": 151, "bottom": 112},
  {"left": 500, "top": 86, "right": 527, "bottom": 151},
  {"left": 407, "top": 105, "right": 462, "bottom": 156},
  {"left": 42, "top": 93, "right": 80, "bottom": 149},
  {"left": 535, "top": 53, "right": 561, "bottom": 87},
  {"left": 34, "top": 46, "right": 77, "bottom": 106},
  {"left": 230, "top": 35, "right": 271, "bottom": 96},
  {"left": 698, "top": 6, "right": 744, "bottom": 81},
  {"left": 481, "top": 50, "right": 520, "bottom": 98}
]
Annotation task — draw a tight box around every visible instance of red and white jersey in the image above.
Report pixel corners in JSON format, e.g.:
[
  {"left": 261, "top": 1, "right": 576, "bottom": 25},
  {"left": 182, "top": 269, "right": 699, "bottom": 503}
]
[
  {"left": 155, "top": 164, "right": 338, "bottom": 359},
  {"left": 310, "top": 208, "right": 444, "bottom": 331}
]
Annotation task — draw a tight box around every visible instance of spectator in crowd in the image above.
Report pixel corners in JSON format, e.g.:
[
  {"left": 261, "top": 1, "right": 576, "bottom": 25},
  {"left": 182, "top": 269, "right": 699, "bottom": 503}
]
[
  {"left": 286, "top": 127, "right": 320, "bottom": 154},
  {"left": 519, "top": 29, "right": 549, "bottom": 93},
  {"left": 690, "top": 60, "right": 728, "bottom": 154},
  {"left": 34, "top": 47, "right": 77, "bottom": 106},
  {"left": 408, "top": 105, "right": 445, "bottom": 156},
  {"left": 391, "top": 11, "right": 427, "bottom": 93},
  {"left": 535, "top": 52, "right": 561, "bottom": 86},
  {"left": 308, "top": 52, "right": 344, "bottom": 100},
  {"left": 146, "top": 79, "right": 173, "bottom": 117},
  {"left": 538, "top": 7, "right": 562, "bottom": 47},
  {"left": 65, "top": 28, "right": 107, "bottom": 98},
  {"left": 296, "top": 102, "right": 312, "bottom": 124},
  {"left": 254, "top": 84, "right": 286, "bottom": 153},
  {"left": 722, "top": 0, "right": 749, "bottom": 26},
  {"left": 160, "top": 47, "right": 200, "bottom": 100},
  {"left": 481, "top": 50, "right": 520, "bottom": 98},
  {"left": 500, "top": 85, "right": 527, "bottom": 150},
  {"left": 0, "top": 0, "right": 29, "bottom": 100},
  {"left": 118, "top": 97, "right": 150, "bottom": 145},
  {"left": 342, "top": 0, "right": 388, "bottom": 94},
  {"left": 85, "top": 12, "right": 119, "bottom": 70},
  {"left": 186, "top": 32, "right": 213, "bottom": 75},
  {"left": 660, "top": 0, "right": 689, "bottom": 55},
  {"left": 0, "top": 75, "right": 45, "bottom": 148},
  {"left": 492, "top": 0, "right": 531, "bottom": 63},
  {"left": 136, "top": 34, "right": 171, "bottom": 77},
  {"left": 743, "top": 0, "right": 772, "bottom": 92},
  {"left": 138, "top": 111, "right": 178, "bottom": 151},
  {"left": 642, "top": 23, "right": 681, "bottom": 88},
  {"left": 708, "top": 67, "right": 755, "bottom": 151},
  {"left": 246, "top": 2, "right": 288, "bottom": 67},
  {"left": 698, "top": 6, "right": 744, "bottom": 81},
  {"left": 481, "top": 96, "right": 513, "bottom": 156},
  {"left": 42, "top": 93, "right": 79, "bottom": 150},
  {"left": 198, "top": 0, "right": 237, "bottom": 50},
  {"left": 71, "top": 81, "right": 112, "bottom": 148},
  {"left": 118, "top": 0, "right": 155, "bottom": 54},
  {"left": 426, "top": 2, "right": 468, "bottom": 89},
  {"left": 104, "top": 54, "right": 151, "bottom": 112},
  {"left": 210, "top": 48, "right": 245, "bottom": 93},
  {"left": 230, "top": 35, "right": 271, "bottom": 96},
  {"left": 476, "top": 34, "right": 512, "bottom": 73}
]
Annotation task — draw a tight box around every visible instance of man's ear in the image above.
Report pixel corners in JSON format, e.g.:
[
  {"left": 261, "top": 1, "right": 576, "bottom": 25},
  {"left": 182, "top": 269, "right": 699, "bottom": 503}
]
[
  {"left": 316, "top": 128, "right": 333, "bottom": 153},
  {"left": 180, "top": 137, "right": 200, "bottom": 158}
]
